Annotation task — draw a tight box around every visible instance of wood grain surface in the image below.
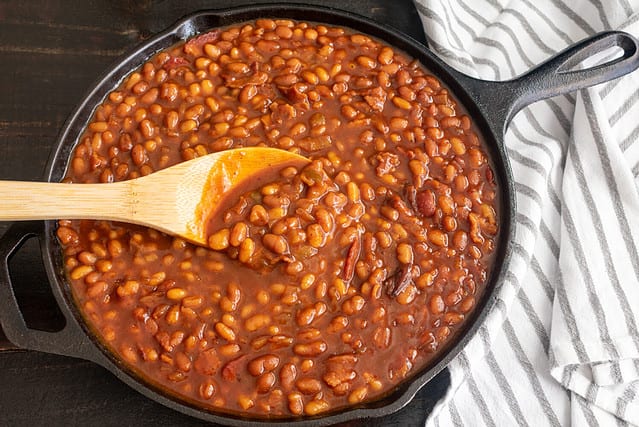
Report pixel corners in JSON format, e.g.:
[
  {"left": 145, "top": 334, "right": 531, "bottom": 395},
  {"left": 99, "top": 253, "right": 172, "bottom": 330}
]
[{"left": 0, "top": 1, "right": 448, "bottom": 425}]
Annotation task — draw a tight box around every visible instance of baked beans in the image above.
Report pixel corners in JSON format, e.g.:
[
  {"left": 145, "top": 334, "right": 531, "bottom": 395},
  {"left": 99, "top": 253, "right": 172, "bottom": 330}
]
[{"left": 58, "top": 18, "right": 498, "bottom": 417}]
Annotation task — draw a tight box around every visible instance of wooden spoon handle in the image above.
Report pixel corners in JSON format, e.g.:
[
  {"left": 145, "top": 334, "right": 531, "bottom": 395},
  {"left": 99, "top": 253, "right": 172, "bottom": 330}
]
[{"left": 0, "top": 180, "right": 130, "bottom": 221}]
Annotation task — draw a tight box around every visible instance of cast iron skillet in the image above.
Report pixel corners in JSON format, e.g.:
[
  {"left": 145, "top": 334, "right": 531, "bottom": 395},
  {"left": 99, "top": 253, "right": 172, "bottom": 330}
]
[{"left": 1, "top": 3, "right": 638, "bottom": 426}]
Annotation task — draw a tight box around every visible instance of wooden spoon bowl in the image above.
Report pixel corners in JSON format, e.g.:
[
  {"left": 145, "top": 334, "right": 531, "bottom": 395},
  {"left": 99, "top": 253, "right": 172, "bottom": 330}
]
[{"left": 0, "top": 147, "right": 309, "bottom": 246}]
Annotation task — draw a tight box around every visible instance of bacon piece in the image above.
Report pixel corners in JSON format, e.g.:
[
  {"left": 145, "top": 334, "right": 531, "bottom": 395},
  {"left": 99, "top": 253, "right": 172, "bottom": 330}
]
[
  {"left": 184, "top": 30, "right": 220, "bottom": 55},
  {"left": 384, "top": 263, "right": 413, "bottom": 297},
  {"left": 222, "top": 71, "right": 268, "bottom": 88},
  {"left": 194, "top": 349, "right": 222, "bottom": 376},
  {"left": 342, "top": 235, "right": 361, "bottom": 282},
  {"left": 279, "top": 84, "right": 308, "bottom": 105},
  {"left": 363, "top": 86, "right": 387, "bottom": 112},
  {"left": 375, "top": 152, "right": 400, "bottom": 176},
  {"left": 221, "top": 355, "right": 247, "bottom": 382},
  {"left": 162, "top": 56, "right": 189, "bottom": 70}
]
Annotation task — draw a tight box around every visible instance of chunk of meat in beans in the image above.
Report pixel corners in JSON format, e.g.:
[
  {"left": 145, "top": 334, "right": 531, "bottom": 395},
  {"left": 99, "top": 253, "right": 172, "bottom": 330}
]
[{"left": 59, "top": 19, "right": 498, "bottom": 417}]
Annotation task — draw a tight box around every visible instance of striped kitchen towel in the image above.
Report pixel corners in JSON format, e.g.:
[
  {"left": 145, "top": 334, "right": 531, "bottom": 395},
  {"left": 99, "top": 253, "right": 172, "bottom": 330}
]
[{"left": 414, "top": 0, "right": 639, "bottom": 426}]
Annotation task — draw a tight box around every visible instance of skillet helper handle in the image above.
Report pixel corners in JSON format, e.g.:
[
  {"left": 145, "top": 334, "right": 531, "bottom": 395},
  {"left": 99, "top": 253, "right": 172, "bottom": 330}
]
[
  {"left": 460, "top": 31, "right": 639, "bottom": 137},
  {"left": 0, "top": 222, "right": 96, "bottom": 361}
]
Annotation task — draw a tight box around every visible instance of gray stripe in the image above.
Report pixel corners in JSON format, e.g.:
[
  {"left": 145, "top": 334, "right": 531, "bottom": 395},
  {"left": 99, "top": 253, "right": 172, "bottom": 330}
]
[
  {"left": 515, "top": 182, "right": 543, "bottom": 206},
  {"left": 415, "top": 3, "right": 463, "bottom": 50},
  {"left": 585, "top": 382, "right": 599, "bottom": 402},
  {"left": 418, "top": 37, "right": 466, "bottom": 69},
  {"left": 458, "top": 352, "right": 498, "bottom": 427},
  {"left": 561, "top": 364, "right": 579, "bottom": 387},
  {"left": 475, "top": 36, "right": 518, "bottom": 76},
  {"left": 416, "top": 7, "right": 487, "bottom": 73},
  {"left": 492, "top": 22, "right": 540, "bottom": 65},
  {"left": 633, "top": 161, "right": 639, "bottom": 177},
  {"left": 610, "top": 360, "right": 622, "bottom": 384},
  {"left": 624, "top": 359, "right": 635, "bottom": 383},
  {"left": 437, "top": 0, "right": 465, "bottom": 49},
  {"left": 539, "top": 220, "right": 560, "bottom": 260},
  {"left": 582, "top": 90, "right": 639, "bottom": 341},
  {"left": 519, "top": 98, "right": 574, "bottom": 138},
  {"left": 619, "top": 9, "right": 639, "bottom": 30},
  {"left": 547, "top": 348, "right": 557, "bottom": 371},
  {"left": 510, "top": 122, "right": 563, "bottom": 213},
  {"left": 515, "top": 277, "right": 552, "bottom": 354},
  {"left": 479, "top": 328, "right": 530, "bottom": 427},
  {"left": 502, "top": 318, "right": 563, "bottom": 427},
  {"left": 561, "top": 202, "right": 622, "bottom": 368},
  {"left": 516, "top": 212, "right": 536, "bottom": 234},
  {"left": 551, "top": 0, "right": 597, "bottom": 35},
  {"left": 500, "top": 9, "right": 555, "bottom": 55},
  {"left": 434, "top": 412, "right": 442, "bottom": 427},
  {"left": 556, "top": 265, "right": 589, "bottom": 364},
  {"left": 560, "top": 367, "right": 570, "bottom": 388},
  {"left": 545, "top": 98, "right": 573, "bottom": 136},
  {"left": 618, "top": 0, "right": 634, "bottom": 18},
  {"left": 617, "top": 383, "right": 637, "bottom": 418},
  {"left": 445, "top": 0, "right": 480, "bottom": 42},
  {"left": 599, "top": 77, "right": 623, "bottom": 100},
  {"left": 483, "top": 0, "right": 506, "bottom": 13},
  {"left": 507, "top": 147, "right": 547, "bottom": 177},
  {"left": 511, "top": 241, "right": 530, "bottom": 261},
  {"left": 458, "top": 0, "right": 491, "bottom": 27},
  {"left": 521, "top": 108, "right": 568, "bottom": 150},
  {"left": 587, "top": 0, "right": 611, "bottom": 29},
  {"left": 609, "top": 86, "right": 639, "bottom": 126},
  {"left": 517, "top": 289, "right": 554, "bottom": 358},
  {"left": 449, "top": 399, "right": 464, "bottom": 426},
  {"left": 575, "top": 393, "right": 599, "bottom": 427},
  {"left": 563, "top": 91, "right": 577, "bottom": 107},
  {"left": 620, "top": 121, "right": 639, "bottom": 152},
  {"left": 426, "top": 38, "right": 476, "bottom": 69},
  {"left": 547, "top": 180, "right": 562, "bottom": 218},
  {"left": 530, "top": 256, "right": 555, "bottom": 302},
  {"left": 469, "top": 56, "right": 502, "bottom": 79},
  {"left": 520, "top": 0, "right": 574, "bottom": 45}
]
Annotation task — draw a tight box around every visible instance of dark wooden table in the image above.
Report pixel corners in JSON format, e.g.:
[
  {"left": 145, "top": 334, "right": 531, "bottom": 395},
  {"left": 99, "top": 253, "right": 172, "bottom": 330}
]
[{"left": 0, "top": 1, "right": 449, "bottom": 425}]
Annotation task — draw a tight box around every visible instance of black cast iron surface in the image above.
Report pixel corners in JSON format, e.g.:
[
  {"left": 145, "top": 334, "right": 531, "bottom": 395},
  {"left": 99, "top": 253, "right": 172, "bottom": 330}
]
[{"left": 0, "top": 1, "right": 451, "bottom": 425}]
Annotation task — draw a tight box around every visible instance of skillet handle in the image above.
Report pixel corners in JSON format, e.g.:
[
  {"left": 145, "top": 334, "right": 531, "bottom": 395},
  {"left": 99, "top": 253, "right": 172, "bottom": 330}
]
[
  {"left": 511, "top": 31, "right": 639, "bottom": 114},
  {"left": 457, "top": 31, "right": 639, "bottom": 137},
  {"left": 0, "top": 222, "right": 98, "bottom": 361}
]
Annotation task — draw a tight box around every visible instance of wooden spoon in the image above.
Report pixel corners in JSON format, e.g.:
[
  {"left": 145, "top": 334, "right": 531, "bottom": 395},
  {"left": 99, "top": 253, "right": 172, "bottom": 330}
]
[{"left": 0, "top": 147, "right": 309, "bottom": 246}]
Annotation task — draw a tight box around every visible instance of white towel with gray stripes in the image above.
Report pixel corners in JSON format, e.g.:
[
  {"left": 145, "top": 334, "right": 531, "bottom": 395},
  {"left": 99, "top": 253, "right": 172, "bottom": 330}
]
[{"left": 415, "top": 0, "right": 639, "bottom": 425}]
